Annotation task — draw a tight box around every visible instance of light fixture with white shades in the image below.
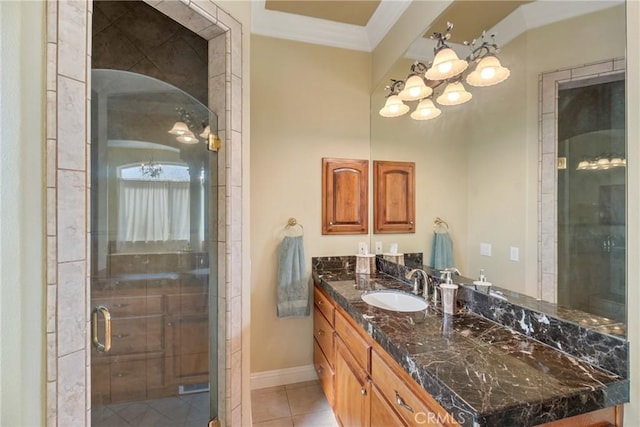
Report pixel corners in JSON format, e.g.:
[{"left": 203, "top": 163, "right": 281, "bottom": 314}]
[
  {"left": 167, "top": 107, "right": 220, "bottom": 151},
  {"left": 380, "top": 23, "right": 510, "bottom": 121}
]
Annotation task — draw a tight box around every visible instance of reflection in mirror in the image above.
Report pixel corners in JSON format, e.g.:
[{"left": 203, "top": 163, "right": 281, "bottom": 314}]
[{"left": 370, "top": 1, "right": 627, "bottom": 334}]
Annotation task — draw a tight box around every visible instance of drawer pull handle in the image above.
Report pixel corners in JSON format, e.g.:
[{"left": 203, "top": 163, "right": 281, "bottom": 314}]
[
  {"left": 317, "top": 329, "right": 325, "bottom": 336},
  {"left": 113, "top": 303, "right": 129, "bottom": 309},
  {"left": 91, "top": 306, "right": 112, "bottom": 353},
  {"left": 114, "top": 333, "right": 130, "bottom": 339},
  {"left": 395, "top": 390, "right": 413, "bottom": 413},
  {"left": 360, "top": 387, "right": 367, "bottom": 396}
]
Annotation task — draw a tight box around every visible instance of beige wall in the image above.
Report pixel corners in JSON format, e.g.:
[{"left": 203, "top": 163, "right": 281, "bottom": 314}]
[
  {"left": 0, "top": 1, "right": 46, "bottom": 426},
  {"left": 250, "top": 35, "right": 371, "bottom": 373}
]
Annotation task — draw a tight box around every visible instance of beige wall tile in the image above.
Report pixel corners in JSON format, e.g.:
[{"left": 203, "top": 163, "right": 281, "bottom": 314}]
[
  {"left": 57, "top": 170, "right": 86, "bottom": 262},
  {"left": 571, "top": 60, "right": 613, "bottom": 78},
  {"left": 156, "top": 0, "right": 212, "bottom": 33},
  {"left": 57, "top": 76, "right": 86, "bottom": 171},
  {"left": 58, "top": 1, "right": 87, "bottom": 81},
  {"left": 230, "top": 295, "right": 241, "bottom": 352},
  {"left": 57, "top": 350, "right": 87, "bottom": 426},
  {"left": 57, "top": 261, "right": 86, "bottom": 355}
]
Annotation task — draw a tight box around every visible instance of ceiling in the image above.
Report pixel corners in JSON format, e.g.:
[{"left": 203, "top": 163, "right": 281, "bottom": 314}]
[{"left": 253, "top": 1, "right": 622, "bottom": 55}]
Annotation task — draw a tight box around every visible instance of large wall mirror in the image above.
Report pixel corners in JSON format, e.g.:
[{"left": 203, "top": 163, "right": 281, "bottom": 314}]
[{"left": 370, "top": 1, "right": 627, "bottom": 334}]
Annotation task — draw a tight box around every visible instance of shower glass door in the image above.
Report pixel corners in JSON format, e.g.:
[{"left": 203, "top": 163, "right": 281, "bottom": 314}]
[
  {"left": 90, "top": 69, "right": 218, "bottom": 426},
  {"left": 557, "top": 74, "right": 625, "bottom": 322}
]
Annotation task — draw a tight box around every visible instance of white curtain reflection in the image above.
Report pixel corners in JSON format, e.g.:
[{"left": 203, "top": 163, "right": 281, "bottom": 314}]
[{"left": 117, "top": 179, "right": 190, "bottom": 242}]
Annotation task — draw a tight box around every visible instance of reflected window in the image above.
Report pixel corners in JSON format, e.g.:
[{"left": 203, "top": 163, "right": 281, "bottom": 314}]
[{"left": 117, "top": 163, "right": 192, "bottom": 249}]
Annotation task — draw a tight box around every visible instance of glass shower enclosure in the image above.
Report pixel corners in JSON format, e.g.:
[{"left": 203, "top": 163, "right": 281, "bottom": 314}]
[
  {"left": 90, "top": 69, "right": 218, "bottom": 426},
  {"left": 557, "top": 73, "right": 626, "bottom": 323}
]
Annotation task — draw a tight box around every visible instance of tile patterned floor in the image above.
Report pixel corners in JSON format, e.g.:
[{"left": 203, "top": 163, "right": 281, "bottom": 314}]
[
  {"left": 92, "top": 392, "right": 210, "bottom": 427},
  {"left": 251, "top": 380, "right": 338, "bottom": 427}
]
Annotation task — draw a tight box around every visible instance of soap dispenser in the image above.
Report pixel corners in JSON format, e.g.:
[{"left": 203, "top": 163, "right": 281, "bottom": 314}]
[
  {"left": 439, "top": 270, "right": 458, "bottom": 315},
  {"left": 473, "top": 269, "right": 492, "bottom": 294}
]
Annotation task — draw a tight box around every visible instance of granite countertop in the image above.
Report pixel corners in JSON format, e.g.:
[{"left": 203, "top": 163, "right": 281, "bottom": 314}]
[{"left": 314, "top": 268, "right": 629, "bottom": 427}]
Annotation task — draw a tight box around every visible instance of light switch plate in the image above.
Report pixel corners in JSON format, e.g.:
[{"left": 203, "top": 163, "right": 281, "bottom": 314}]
[
  {"left": 510, "top": 246, "right": 519, "bottom": 261},
  {"left": 480, "top": 243, "right": 492, "bottom": 256}
]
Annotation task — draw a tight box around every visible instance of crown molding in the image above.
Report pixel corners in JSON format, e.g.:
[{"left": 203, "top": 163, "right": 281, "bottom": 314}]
[{"left": 251, "top": 0, "right": 411, "bottom": 52}]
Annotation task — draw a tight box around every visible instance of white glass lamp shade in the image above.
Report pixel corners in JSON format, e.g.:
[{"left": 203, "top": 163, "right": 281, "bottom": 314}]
[
  {"left": 596, "top": 157, "right": 611, "bottom": 169},
  {"left": 168, "top": 121, "right": 190, "bottom": 135},
  {"left": 410, "top": 98, "right": 442, "bottom": 120},
  {"left": 176, "top": 131, "right": 199, "bottom": 144},
  {"left": 576, "top": 160, "right": 590, "bottom": 170},
  {"left": 379, "top": 95, "right": 410, "bottom": 117},
  {"left": 610, "top": 156, "right": 624, "bottom": 167},
  {"left": 399, "top": 75, "right": 433, "bottom": 101},
  {"left": 436, "top": 82, "right": 472, "bottom": 106},
  {"left": 466, "top": 56, "right": 510, "bottom": 87},
  {"left": 199, "top": 125, "right": 211, "bottom": 138},
  {"left": 425, "top": 48, "right": 468, "bottom": 81}
]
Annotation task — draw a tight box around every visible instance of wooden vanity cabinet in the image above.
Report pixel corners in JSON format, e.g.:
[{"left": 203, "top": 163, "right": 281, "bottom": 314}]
[
  {"left": 313, "top": 287, "right": 336, "bottom": 406},
  {"left": 315, "top": 283, "right": 624, "bottom": 427},
  {"left": 322, "top": 158, "right": 369, "bottom": 235}
]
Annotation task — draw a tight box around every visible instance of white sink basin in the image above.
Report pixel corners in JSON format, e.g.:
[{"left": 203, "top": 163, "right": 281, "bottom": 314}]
[{"left": 361, "top": 290, "right": 428, "bottom": 312}]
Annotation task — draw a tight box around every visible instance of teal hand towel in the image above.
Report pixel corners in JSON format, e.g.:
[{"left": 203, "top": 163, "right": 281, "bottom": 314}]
[
  {"left": 430, "top": 231, "right": 454, "bottom": 270},
  {"left": 277, "top": 235, "right": 309, "bottom": 317}
]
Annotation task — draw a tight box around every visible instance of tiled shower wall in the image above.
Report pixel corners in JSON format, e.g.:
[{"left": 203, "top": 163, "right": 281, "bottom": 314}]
[{"left": 45, "top": 0, "right": 244, "bottom": 425}]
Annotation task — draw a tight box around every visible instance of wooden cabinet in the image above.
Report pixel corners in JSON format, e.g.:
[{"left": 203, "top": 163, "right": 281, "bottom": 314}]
[
  {"left": 166, "top": 290, "right": 209, "bottom": 386},
  {"left": 373, "top": 160, "right": 415, "bottom": 233},
  {"left": 322, "top": 158, "right": 368, "bottom": 235},
  {"left": 313, "top": 287, "right": 336, "bottom": 406},
  {"left": 535, "top": 405, "right": 622, "bottom": 427},
  {"left": 371, "top": 349, "right": 454, "bottom": 427},
  {"left": 335, "top": 335, "right": 370, "bottom": 427},
  {"left": 92, "top": 283, "right": 209, "bottom": 405},
  {"left": 371, "top": 384, "right": 405, "bottom": 427}
]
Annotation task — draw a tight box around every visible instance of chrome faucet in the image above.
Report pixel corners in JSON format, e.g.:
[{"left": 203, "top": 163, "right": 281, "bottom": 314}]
[{"left": 405, "top": 269, "right": 434, "bottom": 302}]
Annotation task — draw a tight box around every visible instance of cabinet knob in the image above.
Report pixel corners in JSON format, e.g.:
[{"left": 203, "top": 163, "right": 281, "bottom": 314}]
[
  {"left": 317, "top": 329, "right": 325, "bottom": 336},
  {"left": 360, "top": 387, "right": 367, "bottom": 396},
  {"left": 316, "top": 366, "right": 323, "bottom": 375},
  {"left": 329, "top": 221, "right": 334, "bottom": 225}
]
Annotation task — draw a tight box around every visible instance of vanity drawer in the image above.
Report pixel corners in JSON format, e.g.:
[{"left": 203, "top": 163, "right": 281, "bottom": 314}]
[
  {"left": 371, "top": 349, "right": 456, "bottom": 427},
  {"left": 314, "top": 339, "right": 335, "bottom": 407},
  {"left": 314, "top": 306, "right": 334, "bottom": 366},
  {"left": 314, "top": 286, "right": 334, "bottom": 326},
  {"left": 95, "top": 294, "right": 164, "bottom": 317},
  {"left": 335, "top": 309, "right": 370, "bottom": 372}
]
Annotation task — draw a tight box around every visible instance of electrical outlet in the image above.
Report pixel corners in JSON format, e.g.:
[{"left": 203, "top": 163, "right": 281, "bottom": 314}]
[
  {"left": 375, "top": 241, "right": 383, "bottom": 255},
  {"left": 510, "top": 246, "right": 519, "bottom": 261},
  {"left": 480, "top": 243, "right": 492, "bottom": 256}
]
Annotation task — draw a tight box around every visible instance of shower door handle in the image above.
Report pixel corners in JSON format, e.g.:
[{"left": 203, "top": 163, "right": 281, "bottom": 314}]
[{"left": 92, "top": 306, "right": 112, "bottom": 353}]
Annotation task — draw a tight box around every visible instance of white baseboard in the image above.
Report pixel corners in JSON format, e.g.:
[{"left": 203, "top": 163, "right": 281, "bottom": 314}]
[{"left": 250, "top": 364, "right": 318, "bottom": 390}]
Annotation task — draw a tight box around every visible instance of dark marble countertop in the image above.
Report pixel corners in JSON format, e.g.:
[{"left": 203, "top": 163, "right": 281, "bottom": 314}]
[{"left": 314, "top": 269, "right": 629, "bottom": 427}]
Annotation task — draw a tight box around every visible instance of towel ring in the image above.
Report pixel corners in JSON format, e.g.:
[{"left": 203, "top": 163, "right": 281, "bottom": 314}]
[
  {"left": 285, "top": 217, "right": 304, "bottom": 236},
  {"left": 434, "top": 217, "right": 449, "bottom": 231}
]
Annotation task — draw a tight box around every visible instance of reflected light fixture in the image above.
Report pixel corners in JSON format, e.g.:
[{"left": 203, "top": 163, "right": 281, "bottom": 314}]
[
  {"left": 168, "top": 121, "right": 190, "bottom": 135},
  {"left": 436, "top": 81, "right": 472, "bottom": 106},
  {"left": 466, "top": 55, "right": 510, "bottom": 87},
  {"left": 577, "top": 154, "right": 626, "bottom": 171},
  {"left": 140, "top": 160, "right": 163, "bottom": 178},
  {"left": 168, "top": 107, "right": 212, "bottom": 146},
  {"left": 410, "top": 98, "right": 441, "bottom": 120},
  {"left": 379, "top": 94, "right": 411, "bottom": 117},
  {"left": 380, "top": 22, "right": 510, "bottom": 121}
]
